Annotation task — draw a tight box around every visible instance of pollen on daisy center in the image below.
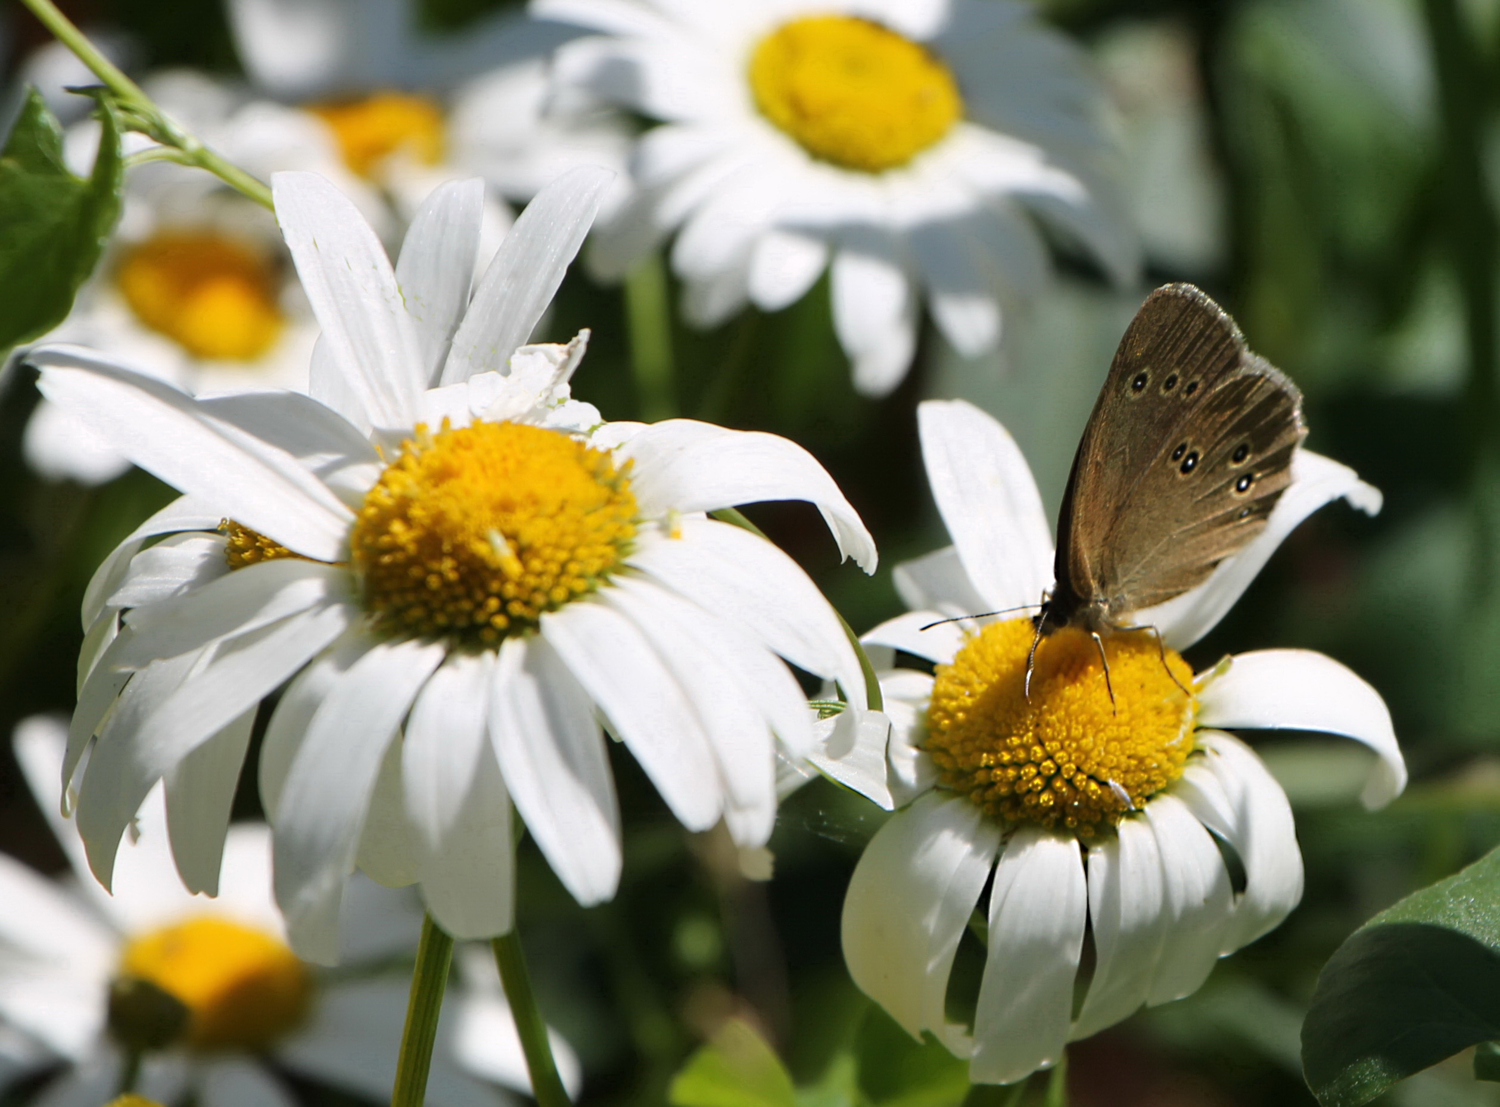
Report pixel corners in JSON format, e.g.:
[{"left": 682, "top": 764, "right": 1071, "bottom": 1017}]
[
  {"left": 925, "top": 619, "right": 1196, "bottom": 837},
  {"left": 221, "top": 520, "right": 296, "bottom": 569},
  {"left": 310, "top": 91, "right": 446, "bottom": 178},
  {"left": 351, "top": 420, "right": 637, "bottom": 646},
  {"left": 116, "top": 232, "right": 284, "bottom": 361},
  {"left": 749, "top": 15, "right": 963, "bottom": 173},
  {"left": 117, "top": 917, "right": 312, "bottom": 1051}
]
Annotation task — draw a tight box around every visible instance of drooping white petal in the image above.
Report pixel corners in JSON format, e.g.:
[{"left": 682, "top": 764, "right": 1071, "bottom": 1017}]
[
  {"left": 395, "top": 179, "right": 483, "bottom": 387},
  {"left": 1176, "top": 731, "right": 1304, "bottom": 953},
  {"left": 618, "top": 419, "right": 877, "bottom": 571},
  {"left": 862, "top": 610, "right": 965, "bottom": 666},
  {"left": 1136, "top": 451, "right": 1382, "bottom": 649},
  {"left": 805, "top": 705, "right": 898, "bottom": 809},
  {"left": 604, "top": 576, "right": 789, "bottom": 844},
  {"left": 352, "top": 733, "right": 416, "bottom": 890},
  {"left": 404, "top": 651, "right": 516, "bottom": 938},
  {"left": 842, "top": 793, "right": 999, "bottom": 1053},
  {"left": 33, "top": 350, "right": 353, "bottom": 561},
  {"left": 107, "top": 534, "right": 228, "bottom": 612},
  {"left": 541, "top": 599, "right": 722, "bottom": 832},
  {"left": 917, "top": 400, "right": 1054, "bottom": 613},
  {"left": 163, "top": 708, "right": 256, "bottom": 896},
  {"left": 629, "top": 517, "right": 865, "bottom": 698},
  {"left": 1142, "top": 793, "right": 1234, "bottom": 1006},
  {"left": 442, "top": 165, "right": 613, "bottom": 385},
  {"left": 1071, "top": 816, "right": 1167, "bottom": 1039},
  {"left": 1197, "top": 649, "right": 1405, "bottom": 809},
  {"left": 970, "top": 826, "right": 1086, "bottom": 1085},
  {"left": 81, "top": 495, "right": 222, "bottom": 632},
  {"left": 489, "top": 636, "right": 621, "bottom": 907},
  {"left": 272, "top": 171, "right": 426, "bottom": 427},
  {"left": 273, "top": 638, "right": 445, "bottom": 964}
]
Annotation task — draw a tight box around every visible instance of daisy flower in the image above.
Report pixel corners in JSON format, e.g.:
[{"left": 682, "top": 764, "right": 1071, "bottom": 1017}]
[
  {"left": 0, "top": 716, "right": 579, "bottom": 1107},
  {"left": 21, "top": 70, "right": 357, "bottom": 485},
  {"left": 532, "top": 0, "right": 1138, "bottom": 396},
  {"left": 835, "top": 399, "right": 1403, "bottom": 1085},
  {"left": 28, "top": 165, "right": 874, "bottom": 964}
]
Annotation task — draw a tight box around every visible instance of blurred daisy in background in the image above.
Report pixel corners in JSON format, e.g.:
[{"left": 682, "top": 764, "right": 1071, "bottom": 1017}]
[
  {"left": 534, "top": 0, "right": 1139, "bottom": 396},
  {"left": 837, "top": 399, "right": 1403, "bottom": 1084},
  {"left": 226, "top": 0, "right": 633, "bottom": 236},
  {"left": 29, "top": 166, "right": 873, "bottom": 963},
  {"left": 0, "top": 716, "right": 579, "bottom": 1107}
]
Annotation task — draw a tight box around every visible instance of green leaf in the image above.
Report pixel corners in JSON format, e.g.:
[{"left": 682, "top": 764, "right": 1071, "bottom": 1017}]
[
  {"left": 1301, "top": 844, "right": 1500, "bottom": 1106},
  {"left": 854, "top": 1007, "right": 972, "bottom": 1107},
  {"left": 669, "top": 1019, "right": 797, "bottom": 1107},
  {"left": 0, "top": 86, "right": 123, "bottom": 350}
]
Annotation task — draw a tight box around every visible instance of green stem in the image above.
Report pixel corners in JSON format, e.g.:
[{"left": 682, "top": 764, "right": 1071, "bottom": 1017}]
[
  {"left": 392, "top": 914, "right": 455, "bottom": 1107},
  {"left": 624, "top": 253, "right": 677, "bottom": 422},
  {"left": 116, "top": 1049, "right": 143, "bottom": 1097},
  {"left": 708, "top": 507, "right": 883, "bottom": 711},
  {"left": 1042, "top": 1051, "right": 1068, "bottom": 1107},
  {"left": 16, "top": 0, "right": 274, "bottom": 211},
  {"left": 492, "top": 930, "right": 572, "bottom": 1107}
]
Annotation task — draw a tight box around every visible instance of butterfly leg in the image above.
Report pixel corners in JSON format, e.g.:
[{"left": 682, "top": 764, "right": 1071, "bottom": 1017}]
[
  {"left": 1116, "top": 622, "right": 1191, "bottom": 698},
  {"left": 1090, "top": 630, "right": 1117, "bottom": 710}
]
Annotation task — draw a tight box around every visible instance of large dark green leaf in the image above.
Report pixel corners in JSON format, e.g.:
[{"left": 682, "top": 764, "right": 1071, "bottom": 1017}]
[
  {"left": 0, "top": 87, "right": 123, "bottom": 350},
  {"left": 1301, "top": 845, "right": 1500, "bottom": 1106}
]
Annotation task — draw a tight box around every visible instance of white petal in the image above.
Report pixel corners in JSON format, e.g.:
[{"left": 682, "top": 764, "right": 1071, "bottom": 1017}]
[
  {"left": 120, "top": 559, "right": 348, "bottom": 666},
  {"left": 453, "top": 990, "right": 583, "bottom": 1098},
  {"left": 33, "top": 349, "right": 353, "bottom": 560},
  {"left": 892, "top": 546, "right": 991, "bottom": 618},
  {"left": 81, "top": 496, "right": 222, "bottom": 631},
  {"left": 0, "top": 853, "right": 115, "bottom": 979},
  {"left": 541, "top": 599, "right": 722, "bottom": 832},
  {"left": 804, "top": 706, "right": 898, "bottom": 809},
  {"left": 107, "top": 534, "right": 228, "bottom": 611},
  {"left": 1175, "top": 732, "right": 1303, "bottom": 952},
  {"left": 404, "top": 652, "right": 516, "bottom": 938},
  {"left": 12, "top": 716, "right": 91, "bottom": 878},
  {"left": 917, "top": 400, "right": 1054, "bottom": 613},
  {"left": 830, "top": 242, "right": 917, "bottom": 398},
  {"left": 396, "top": 179, "right": 483, "bottom": 387},
  {"left": 970, "top": 826, "right": 1086, "bottom": 1084},
  {"left": 272, "top": 171, "right": 425, "bottom": 427},
  {"left": 490, "top": 636, "right": 622, "bottom": 906},
  {"left": 1071, "top": 817, "right": 1166, "bottom": 1039},
  {"left": 605, "top": 577, "right": 787, "bottom": 845},
  {"left": 163, "top": 708, "right": 256, "bottom": 896},
  {"left": 1197, "top": 649, "right": 1404, "bottom": 809},
  {"left": 443, "top": 165, "right": 613, "bottom": 385},
  {"left": 1142, "top": 793, "right": 1234, "bottom": 1006},
  {"left": 1136, "top": 451, "right": 1382, "bottom": 648},
  {"left": 273, "top": 638, "right": 445, "bottom": 964},
  {"left": 628, "top": 517, "right": 865, "bottom": 698},
  {"left": 23, "top": 397, "right": 130, "bottom": 485},
  {"left": 910, "top": 220, "right": 1001, "bottom": 357},
  {"left": 353, "top": 733, "right": 417, "bottom": 889},
  {"left": 198, "top": 1059, "right": 296, "bottom": 1107},
  {"left": 618, "top": 419, "right": 877, "bottom": 571},
  {"left": 862, "top": 610, "right": 965, "bottom": 666},
  {"left": 747, "top": 230, "right": 828, "bottom": 312},
  {"left": 195, "top": 391, "right": 379, "bottom": 475},
  {"left": 842, "top": 793, "right": 999, "bottom": 1052}
]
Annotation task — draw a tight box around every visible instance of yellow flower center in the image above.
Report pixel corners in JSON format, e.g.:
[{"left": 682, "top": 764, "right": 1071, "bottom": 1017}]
[
  {"left": 116, "top": 232, "right": 284, "bottom": 361},
  {"left": 748, "top": 15, "right": 963, "bottom": 173},
  {"left": 117, "top": 917, "right": 312, "bottom": 1051},
  {"left": 221, "top": 519, "right": 296, "bottom": 569},
  {"left": 310, "top": 92, "right": 447, "bottom": 179},
  {"left": 925, "top": 620, "right": 1196, "bottom": 837},
  {"left": 351, "top": 420, "right": 637, "bottom": 646}
]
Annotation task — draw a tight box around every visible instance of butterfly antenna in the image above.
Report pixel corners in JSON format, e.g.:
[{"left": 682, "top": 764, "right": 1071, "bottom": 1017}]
[
  {"left": 1090, "top": 630, "right": 1117, "bottom": 711},
  {"left": 920, "top": 603, "right": 1043, "bottom": 632}
]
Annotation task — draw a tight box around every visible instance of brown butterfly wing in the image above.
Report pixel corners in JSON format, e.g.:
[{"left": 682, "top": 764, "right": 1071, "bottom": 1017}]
[{"left": 1051, "top": 284, "right": 1306, "bottom": 628}]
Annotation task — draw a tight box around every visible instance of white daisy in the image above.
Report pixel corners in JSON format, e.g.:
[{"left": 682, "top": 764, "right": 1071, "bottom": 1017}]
[
  {"left": 21, "top": 70, "right": 355, "bottom": 486},
  {"left": 833, "top": 399, "right": 1404, "bottom": 1085},
  {"left": 28, "top": 165, "right": 874, "bottom": 964},
  {"left": 532, "top": 0, "right": 1138, "bottom": 397},
  {"left": 0, "top": 716, "right": 580, "bottom": 1107}
]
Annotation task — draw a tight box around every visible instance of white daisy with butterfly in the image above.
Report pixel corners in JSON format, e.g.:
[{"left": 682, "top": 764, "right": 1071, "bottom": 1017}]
[{"left": 832, "top": 286, "right": 1404, "bottom": 1085}]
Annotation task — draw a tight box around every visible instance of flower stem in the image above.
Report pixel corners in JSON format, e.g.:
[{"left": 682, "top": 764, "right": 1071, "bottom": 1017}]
[
  {"left": 624, "top": 253, "right": 677, "bottom": 422},
  {"left": 492, "top": 930, "right": 572, "bottom": 1107},
  {"left": 116, "top": 1049, "right": 143, "bottom": 1097},
  {"left": 15, "top": 0, "right": 274, "bottom": 211},
  {"left": 392, "top": 914, "right": 455, "bottom": 1107},
  {"left": 708, "top": 507, "right": 883, "bottom": 711}
]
